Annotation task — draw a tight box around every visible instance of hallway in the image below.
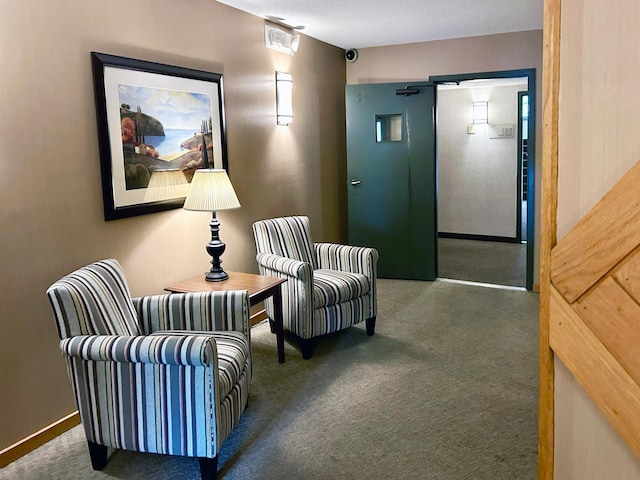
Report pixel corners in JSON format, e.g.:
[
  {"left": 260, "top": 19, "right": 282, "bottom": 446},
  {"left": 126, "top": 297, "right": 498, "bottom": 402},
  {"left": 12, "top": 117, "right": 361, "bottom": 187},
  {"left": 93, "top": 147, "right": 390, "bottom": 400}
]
[{"left": 438, "top": 237, "right": 526, "bottom": 287}]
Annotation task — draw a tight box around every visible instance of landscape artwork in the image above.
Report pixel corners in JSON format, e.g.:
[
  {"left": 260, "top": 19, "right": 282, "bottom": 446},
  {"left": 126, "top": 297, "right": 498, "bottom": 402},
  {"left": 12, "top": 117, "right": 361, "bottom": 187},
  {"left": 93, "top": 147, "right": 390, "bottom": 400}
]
[
  {"left": 118, "top": 85, "right": 214, "bottom": 190},
  {"left": 92, "top": 52, "right": 227, "bottom": 220}
]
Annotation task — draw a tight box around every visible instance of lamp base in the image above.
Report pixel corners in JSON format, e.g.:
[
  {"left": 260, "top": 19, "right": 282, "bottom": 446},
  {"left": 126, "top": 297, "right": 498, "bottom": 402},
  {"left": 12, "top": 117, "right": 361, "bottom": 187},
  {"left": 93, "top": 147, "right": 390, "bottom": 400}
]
[
  {"left": 205, "top": 270, "right": 228, "bottom": 282},
  {"left": 204, "top": 211, "right": 228, "bottom": 282}
]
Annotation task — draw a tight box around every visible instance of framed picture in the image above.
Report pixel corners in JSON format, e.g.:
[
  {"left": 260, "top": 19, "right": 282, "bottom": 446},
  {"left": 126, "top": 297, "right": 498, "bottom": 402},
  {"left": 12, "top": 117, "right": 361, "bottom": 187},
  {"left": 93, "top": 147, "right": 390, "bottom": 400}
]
[{"left": 91, "top": 52, "right": 227, "bottom": 220}]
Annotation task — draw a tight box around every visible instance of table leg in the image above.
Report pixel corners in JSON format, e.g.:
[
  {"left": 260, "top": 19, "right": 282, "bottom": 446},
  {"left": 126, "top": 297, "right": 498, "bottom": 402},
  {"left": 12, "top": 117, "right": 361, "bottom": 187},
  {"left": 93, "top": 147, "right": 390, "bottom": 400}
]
[{"left": 272, "top": 286, "right": 285, "bottom": 363}]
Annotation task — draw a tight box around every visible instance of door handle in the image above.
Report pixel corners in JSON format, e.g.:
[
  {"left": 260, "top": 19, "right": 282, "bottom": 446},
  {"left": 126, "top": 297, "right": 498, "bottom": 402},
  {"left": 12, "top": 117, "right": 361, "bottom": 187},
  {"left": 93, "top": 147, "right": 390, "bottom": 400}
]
[{"left": 350, "top": 179, "right": 362, "bottom": 186}]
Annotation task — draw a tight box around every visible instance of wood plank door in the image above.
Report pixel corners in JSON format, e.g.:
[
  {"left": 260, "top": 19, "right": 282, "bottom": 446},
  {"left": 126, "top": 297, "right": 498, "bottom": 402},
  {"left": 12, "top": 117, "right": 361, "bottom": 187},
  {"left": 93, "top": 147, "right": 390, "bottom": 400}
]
[{"left": 549, "top": 159, "right": 640, "bottom": 458}]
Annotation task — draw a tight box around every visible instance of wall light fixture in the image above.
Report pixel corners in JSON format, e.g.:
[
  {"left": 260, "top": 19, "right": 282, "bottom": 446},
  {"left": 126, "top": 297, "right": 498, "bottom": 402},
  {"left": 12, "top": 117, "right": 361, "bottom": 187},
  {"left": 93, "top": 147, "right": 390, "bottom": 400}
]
[
  {"left": 473, "top": 101, "right": 489, "bottom": 124},
  {"left": 276, "top": 71, "right": 293, "bottom": 126}
]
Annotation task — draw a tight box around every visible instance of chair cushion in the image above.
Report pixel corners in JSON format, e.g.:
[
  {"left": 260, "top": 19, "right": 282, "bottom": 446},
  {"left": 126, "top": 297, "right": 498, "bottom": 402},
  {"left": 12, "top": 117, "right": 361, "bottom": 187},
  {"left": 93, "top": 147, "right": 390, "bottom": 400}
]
[{"left": 313, "top": 269, "right": 370, "bottom": 307}]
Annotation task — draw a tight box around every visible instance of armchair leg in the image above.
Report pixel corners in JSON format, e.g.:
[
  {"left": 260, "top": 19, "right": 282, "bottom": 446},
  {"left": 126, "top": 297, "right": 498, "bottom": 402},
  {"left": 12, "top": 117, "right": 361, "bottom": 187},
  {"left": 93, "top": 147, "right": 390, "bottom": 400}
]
[
  {"left": 366, "top": 317, "right": 376, "bottom": 336},
  {"left": 87, "top": 441, "right": 108, "bottom": 471},
  {"left": 268, "top": 319, "right": 276, "bottom": 334},
  {"left": 199, "top": 456, "right": 219, "bottom": 480},
  {"left": 299, "top": 338, "right": 316, "bottom": 360}
]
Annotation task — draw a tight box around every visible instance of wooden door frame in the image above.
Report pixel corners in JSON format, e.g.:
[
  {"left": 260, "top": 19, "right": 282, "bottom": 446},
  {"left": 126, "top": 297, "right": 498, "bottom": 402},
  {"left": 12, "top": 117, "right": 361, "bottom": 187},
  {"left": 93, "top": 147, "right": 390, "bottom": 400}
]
[{"left": 539, "top": 0, "right": 561, "bottom": 478}]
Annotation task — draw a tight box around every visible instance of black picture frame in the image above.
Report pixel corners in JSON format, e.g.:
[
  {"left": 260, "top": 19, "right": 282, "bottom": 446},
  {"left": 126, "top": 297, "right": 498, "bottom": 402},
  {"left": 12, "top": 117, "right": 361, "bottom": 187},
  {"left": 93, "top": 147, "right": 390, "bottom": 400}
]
[{"left": 91, "top": 52, "right": 227, "bottom": 220}]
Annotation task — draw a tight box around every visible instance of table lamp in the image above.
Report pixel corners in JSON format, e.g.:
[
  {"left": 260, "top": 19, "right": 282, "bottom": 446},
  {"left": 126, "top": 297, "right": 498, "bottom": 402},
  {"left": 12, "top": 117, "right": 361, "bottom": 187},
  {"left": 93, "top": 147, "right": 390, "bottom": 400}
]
[{"left": 183, "top": 168, "right": 240, "bottom": 282}]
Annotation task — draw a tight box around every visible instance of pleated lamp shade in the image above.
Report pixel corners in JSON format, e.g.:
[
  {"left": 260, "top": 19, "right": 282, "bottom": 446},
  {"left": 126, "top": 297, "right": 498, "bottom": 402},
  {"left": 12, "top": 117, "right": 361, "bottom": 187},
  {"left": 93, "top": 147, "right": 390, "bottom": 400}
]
[
  {"left": 183, "top": 168, "right": 241, "bottom": 212},
  {"left": 144, "top": 169, "right": 189, "bottom": 202}
]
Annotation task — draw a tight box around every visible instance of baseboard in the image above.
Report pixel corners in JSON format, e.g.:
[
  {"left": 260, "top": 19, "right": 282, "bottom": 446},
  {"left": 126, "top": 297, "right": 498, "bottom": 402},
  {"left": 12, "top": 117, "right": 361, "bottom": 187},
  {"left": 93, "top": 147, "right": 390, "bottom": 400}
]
[
  {"left": 250, "top": 308, "right": 269, "bottom": 326},
  {"left": 438, "top": 232, "right": 519, "bottom": 243},
  {"left": 0, "top": 411, "right": 80, "bottom": 468}
]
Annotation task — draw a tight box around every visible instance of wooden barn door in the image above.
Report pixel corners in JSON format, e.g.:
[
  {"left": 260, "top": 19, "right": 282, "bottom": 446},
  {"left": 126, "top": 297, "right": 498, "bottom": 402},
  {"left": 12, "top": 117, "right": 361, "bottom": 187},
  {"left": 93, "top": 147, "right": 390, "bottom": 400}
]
[{"left": 549, "top": 159, "right": 640, "bottom": 459}]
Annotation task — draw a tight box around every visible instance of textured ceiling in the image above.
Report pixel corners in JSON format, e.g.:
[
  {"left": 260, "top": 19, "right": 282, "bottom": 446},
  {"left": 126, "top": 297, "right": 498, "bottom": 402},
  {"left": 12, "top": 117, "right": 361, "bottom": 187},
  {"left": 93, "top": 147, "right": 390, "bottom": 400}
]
[{"left": 216, "top": 0, "right": 543, "bottom": 49}]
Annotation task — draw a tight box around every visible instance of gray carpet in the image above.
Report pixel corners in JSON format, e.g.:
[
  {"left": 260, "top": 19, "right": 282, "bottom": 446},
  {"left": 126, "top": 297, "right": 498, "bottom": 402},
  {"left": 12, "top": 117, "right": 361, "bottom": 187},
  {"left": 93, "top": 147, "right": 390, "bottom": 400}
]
[
  {"left": 438, "top": 238, "right": 527, "bottom": 288},
  {"left": 1, "top": 279, "right": 539, "bottom": 480}
]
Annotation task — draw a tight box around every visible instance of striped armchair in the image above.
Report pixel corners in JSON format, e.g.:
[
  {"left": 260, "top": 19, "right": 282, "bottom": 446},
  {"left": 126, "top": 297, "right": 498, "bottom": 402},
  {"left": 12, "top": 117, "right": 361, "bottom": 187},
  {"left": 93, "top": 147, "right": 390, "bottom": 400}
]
[
  {"left": 46, "top": 259, "right": 251, "bottom": 480},
  {"left": 252, "top": 216, "right": 378, "bottom": 359}
]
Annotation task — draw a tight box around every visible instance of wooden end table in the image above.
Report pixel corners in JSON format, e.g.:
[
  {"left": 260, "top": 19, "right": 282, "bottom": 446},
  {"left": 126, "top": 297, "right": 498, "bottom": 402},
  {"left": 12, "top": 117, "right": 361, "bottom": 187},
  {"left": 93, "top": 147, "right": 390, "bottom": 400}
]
[{"left": 165, "top": 271, "right": 287, "bottom": 363}]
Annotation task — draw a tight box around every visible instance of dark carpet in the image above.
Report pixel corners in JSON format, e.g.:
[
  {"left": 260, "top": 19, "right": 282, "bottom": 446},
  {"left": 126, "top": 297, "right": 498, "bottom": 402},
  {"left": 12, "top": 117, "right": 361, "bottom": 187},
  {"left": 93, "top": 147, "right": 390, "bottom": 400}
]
[{"left": 1, "top": 279, "right": 539, "bottom": 480}]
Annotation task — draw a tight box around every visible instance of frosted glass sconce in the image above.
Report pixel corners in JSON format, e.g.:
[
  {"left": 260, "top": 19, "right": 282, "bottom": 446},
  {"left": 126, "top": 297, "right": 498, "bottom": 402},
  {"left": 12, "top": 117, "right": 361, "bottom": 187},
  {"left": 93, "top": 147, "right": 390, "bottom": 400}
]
[
  {"left": 276, "top": 71, "right": 293, "bottom": 125},
  {"left": 473, "top": 101, "right": 488, "bottom": 124}
]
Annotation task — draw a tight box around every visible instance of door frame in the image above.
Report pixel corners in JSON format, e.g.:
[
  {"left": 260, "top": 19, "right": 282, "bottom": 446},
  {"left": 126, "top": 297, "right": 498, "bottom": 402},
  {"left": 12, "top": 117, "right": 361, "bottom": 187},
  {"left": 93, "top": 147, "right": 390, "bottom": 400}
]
[
  {"left": 429, "top": 68, "right": 537, "bottom": 291},
  {"left": 540, "top": 1, "right": 561, "bottom": 478}
]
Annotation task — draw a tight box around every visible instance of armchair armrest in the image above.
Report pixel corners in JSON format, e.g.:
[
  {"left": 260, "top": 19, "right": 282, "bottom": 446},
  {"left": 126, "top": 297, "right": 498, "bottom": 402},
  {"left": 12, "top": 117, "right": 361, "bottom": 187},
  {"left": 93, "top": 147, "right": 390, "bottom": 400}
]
[
  {"left": 60, "top": 333, "right": 223, "bottom": 458},
  {"left": 133, "top": 290, "right": 250, "bottom": 336},
  {"left": 255, "top": 252, "right": 314, "bottom": 337},
  {"left": 60, "top": 334, "right": 217, "bottom": 367},
  {"left": 314, "top": 243, "right": 378, "bottom": 278},
  {"left": 255, "top": 252, "right": 312, "bottom": 282}
]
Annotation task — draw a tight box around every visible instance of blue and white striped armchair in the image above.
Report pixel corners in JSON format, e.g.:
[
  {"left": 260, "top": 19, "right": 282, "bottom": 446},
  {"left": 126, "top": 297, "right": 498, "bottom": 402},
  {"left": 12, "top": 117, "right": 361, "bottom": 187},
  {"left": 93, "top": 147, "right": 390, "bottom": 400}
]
[
  {"left": 252, "top": 216, "right": 378, "bottom": 359},
  {"left": 46, "top": 259, "right": 251, "bottom": 480}
]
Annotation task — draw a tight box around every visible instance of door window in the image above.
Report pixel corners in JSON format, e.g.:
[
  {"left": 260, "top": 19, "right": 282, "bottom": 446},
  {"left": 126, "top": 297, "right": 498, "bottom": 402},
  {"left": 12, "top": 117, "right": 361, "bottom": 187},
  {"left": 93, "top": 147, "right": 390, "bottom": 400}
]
[{"left": 375, "top": 114, "right": 403, "bottom": 142}]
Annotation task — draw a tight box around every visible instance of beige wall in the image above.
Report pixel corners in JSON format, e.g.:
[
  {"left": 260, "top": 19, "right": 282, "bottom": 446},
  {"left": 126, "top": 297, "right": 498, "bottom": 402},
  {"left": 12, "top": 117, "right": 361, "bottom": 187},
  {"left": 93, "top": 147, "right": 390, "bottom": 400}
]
[
  {"left": 347, "top": 30, "right": 542, "bottom": 284},
  {"left": 0, "top": 0, "right": 346, "bottom": 449},
  {"left": 437, "top": 83, "right": 527, "bottom": 238},
  {"left": 554, "top": 0, "right": 640, "bottom": 477}
]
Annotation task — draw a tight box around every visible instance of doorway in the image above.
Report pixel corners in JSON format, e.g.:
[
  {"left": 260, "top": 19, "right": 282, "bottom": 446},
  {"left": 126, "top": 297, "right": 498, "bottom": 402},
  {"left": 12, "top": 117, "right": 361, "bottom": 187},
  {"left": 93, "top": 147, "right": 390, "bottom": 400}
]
[
  {"left": 345, "top": 69, "right": 536, "bottom": 290},
  {"left": 431, "top": 69, "right": 536, "bottom": 290}
]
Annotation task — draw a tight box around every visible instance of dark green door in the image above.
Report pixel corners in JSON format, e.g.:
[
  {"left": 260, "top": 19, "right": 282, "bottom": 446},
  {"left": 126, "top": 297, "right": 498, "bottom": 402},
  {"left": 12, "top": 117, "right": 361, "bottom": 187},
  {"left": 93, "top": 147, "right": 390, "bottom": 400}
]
[{"left": 346, "top": 83, "right": 437, "bottom": 280}]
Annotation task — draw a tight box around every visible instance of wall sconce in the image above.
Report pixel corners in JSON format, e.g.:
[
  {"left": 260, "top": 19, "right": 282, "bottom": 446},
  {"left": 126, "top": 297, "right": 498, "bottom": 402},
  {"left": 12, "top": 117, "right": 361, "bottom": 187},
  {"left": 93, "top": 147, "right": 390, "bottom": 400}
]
[
  {"left": 276, "top": 71, "right": 293, "bottom": 126},
  {"left": 473, "top": 101, "right": 488, "bottom": 124}
]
